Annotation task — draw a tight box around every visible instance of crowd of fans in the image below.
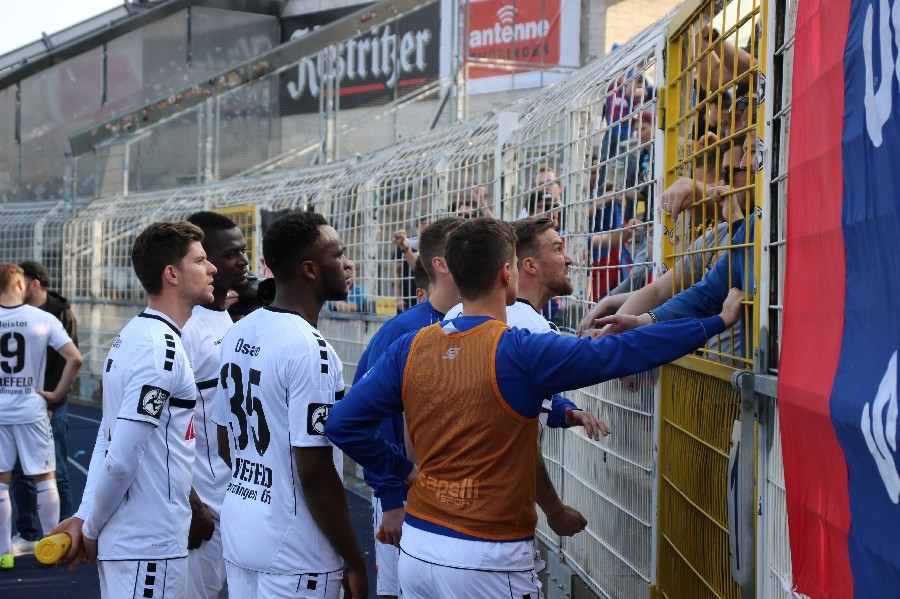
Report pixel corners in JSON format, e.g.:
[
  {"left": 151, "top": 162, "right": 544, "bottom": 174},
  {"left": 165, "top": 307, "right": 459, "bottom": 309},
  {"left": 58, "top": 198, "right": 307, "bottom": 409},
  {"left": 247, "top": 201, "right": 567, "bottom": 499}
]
[{"left": 371, "top": 21, "right": 757, "bottom": 367}]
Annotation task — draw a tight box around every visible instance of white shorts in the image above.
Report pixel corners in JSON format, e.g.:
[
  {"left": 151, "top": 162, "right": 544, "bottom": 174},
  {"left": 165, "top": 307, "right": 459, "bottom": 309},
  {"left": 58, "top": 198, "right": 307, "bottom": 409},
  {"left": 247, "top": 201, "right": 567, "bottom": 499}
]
[
  {"left": 186, "top": 522, "right": 227, "bottom": 599},
  {"left": 225, "top": 562, "right": 342, "bottom": 599},
  {"left": 373, "top": 496, "right": 400, "bottom": 596},
  {"left": 98, "top": 557, "right": 186, "bottom": 599},
  {"left": 398, "top": 550, "right": 540, "bottom": 599},
  {"left": 0, "top": 418, "right": 55, "bottom": 475}
]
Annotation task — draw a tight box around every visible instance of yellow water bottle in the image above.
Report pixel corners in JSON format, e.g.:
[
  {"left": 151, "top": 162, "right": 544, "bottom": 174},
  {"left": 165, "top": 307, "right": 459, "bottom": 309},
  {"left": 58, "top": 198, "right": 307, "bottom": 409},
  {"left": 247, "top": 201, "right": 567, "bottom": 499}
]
[{"left": 34, "top": 533, "right": 71, "bottom": 565}]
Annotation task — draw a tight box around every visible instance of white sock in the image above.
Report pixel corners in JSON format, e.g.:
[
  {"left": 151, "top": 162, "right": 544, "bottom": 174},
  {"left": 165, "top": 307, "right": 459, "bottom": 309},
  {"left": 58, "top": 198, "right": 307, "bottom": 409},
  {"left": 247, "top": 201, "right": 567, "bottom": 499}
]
[
  {"left": 0, "top": 483, "right": 11, "bottom": 555},
  {"left": 35, "top": 479, "right": 60, "bottom": 535}
]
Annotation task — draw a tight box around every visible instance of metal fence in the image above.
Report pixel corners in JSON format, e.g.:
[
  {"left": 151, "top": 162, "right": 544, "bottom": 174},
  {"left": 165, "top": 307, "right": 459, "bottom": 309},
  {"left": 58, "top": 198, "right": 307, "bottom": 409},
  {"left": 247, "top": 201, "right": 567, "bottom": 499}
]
[
  {"left": 656, "top": 0, "right": 765, "bottom": 596},
  {"left": 760, "top": 0, "right": 800, "bottom": 596},
  {"left": 0, "top": 2, "right": 802, "bottom": 596}
]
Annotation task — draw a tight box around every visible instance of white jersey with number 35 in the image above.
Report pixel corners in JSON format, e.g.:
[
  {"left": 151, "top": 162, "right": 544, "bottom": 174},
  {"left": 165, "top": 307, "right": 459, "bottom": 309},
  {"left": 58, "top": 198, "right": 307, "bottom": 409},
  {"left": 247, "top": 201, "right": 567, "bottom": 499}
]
[{"left": 214, "top": 306, "right": 344, "bottom": 575}]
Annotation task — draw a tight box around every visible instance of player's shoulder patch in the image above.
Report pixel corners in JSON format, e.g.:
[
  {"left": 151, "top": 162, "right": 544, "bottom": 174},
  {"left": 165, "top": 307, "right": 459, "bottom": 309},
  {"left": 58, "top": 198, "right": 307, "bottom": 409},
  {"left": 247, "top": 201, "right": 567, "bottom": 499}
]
[
  {"left": 138, "top": 384, "right": 170, "bottom": 419},
  {"left": 307, "top": 403, "right": 331, "bottom": 435}
]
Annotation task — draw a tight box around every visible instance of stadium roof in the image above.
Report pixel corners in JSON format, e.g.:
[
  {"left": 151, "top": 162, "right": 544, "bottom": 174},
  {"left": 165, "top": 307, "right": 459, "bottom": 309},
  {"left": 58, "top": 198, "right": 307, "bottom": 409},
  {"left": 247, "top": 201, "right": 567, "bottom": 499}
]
[{"left": 0, "top": 0, "right": 283, "bottom": 91}]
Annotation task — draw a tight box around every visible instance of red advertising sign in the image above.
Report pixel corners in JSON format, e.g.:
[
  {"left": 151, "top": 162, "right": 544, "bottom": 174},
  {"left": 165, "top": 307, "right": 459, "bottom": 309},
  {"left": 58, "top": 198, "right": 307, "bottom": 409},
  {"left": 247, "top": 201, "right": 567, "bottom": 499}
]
[{"left": 465, "top": 0, "right": 561, "bottom": 79}]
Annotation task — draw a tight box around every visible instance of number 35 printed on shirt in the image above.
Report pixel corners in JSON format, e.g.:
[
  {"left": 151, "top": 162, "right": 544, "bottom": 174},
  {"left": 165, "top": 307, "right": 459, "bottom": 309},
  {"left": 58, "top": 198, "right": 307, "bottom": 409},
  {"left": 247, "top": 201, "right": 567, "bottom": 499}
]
[{"left": 220, "top": 362, "right": 271, "bottom": 456}]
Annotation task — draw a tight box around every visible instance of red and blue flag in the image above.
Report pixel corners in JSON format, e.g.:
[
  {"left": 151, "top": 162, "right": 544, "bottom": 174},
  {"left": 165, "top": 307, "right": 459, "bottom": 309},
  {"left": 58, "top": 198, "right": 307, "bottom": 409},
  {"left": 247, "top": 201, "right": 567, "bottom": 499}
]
[{"left": 780, "top": 0, "right": 900, "bottom": 597}]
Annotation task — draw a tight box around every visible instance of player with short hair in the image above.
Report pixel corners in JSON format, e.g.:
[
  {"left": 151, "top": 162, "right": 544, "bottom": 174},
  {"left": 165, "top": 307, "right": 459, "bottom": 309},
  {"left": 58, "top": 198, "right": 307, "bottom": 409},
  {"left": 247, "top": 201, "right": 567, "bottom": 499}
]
[
  {"left": 355, "top": 216, "right": 462, "bottom": 599},
  {"left": 11, "top": 260, "right": 80, "bottom": 557},
  {"left": 0, "top": 263, "right": 82, "bottom": 570},
  {"left": 182, "top": 211, "right": 251, "bottom": 598},
  {"left": 213, "top": 211, "right": 367, "bottom": 598},
  {"left": 327, "top": 217, "right": 742, "bottom": 597},
  {"left": 444, "top": 217, "right": 610, "bottom": 596},
  {"left": 50, "top": 221, "right": 216, "bottom": 598},
  {"left": 446, "top": 217, "right": 607, "bottom": 437}
]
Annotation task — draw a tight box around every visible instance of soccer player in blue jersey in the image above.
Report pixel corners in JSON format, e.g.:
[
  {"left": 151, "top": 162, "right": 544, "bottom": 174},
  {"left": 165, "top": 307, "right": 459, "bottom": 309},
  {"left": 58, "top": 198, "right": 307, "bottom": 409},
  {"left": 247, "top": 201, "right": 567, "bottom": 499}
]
[
  {"left": 356, "top": 217, "right": 462, "bottom": 599},
  {"left": 327, "top": 218, "right": 742, "bottom": 597},
  {"left": 368, "top": 217, "right": 609, "bottom": 599}
]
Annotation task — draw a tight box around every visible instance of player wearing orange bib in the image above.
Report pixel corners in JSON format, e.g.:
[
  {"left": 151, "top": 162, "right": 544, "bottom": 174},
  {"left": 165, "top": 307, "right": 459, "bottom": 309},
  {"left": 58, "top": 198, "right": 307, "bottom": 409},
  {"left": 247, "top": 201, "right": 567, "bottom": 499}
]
[{"left": 327, "top": 218, "right": 743, "bottom": 597}]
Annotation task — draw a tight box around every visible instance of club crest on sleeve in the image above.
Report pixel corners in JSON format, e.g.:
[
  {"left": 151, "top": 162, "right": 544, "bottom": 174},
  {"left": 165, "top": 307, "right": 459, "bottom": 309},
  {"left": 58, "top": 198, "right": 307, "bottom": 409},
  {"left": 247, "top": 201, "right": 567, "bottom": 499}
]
[
  {"left": 138, "top": 385, "right": 170, "bottom": 419},
  {"left": 307, "top": 403, "right": 331, "bottom": 435}
]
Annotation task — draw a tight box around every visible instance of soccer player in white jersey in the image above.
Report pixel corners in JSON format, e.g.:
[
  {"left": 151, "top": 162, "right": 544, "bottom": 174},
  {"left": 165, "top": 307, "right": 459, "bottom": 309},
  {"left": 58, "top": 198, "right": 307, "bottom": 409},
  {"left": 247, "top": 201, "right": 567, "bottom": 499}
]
[
  {"left": 213, "top": 211, "right": 368, "bottom": 598},
  {"left": 50, "top": 221, "right": 216, "bottom": 598},
  {"left": 0, "top": 263, "right": 82, "bottom": 570},
  {"left": 182, "top": 211, "right": 251, "bottom": 598}
]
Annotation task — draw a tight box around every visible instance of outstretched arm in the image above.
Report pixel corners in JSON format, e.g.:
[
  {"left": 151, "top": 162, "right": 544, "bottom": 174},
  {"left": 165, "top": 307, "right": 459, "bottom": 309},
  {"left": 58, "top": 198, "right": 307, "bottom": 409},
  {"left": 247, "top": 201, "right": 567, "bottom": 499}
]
[{"left": 326, "top": 337, "right": 417, "bottom": 483}]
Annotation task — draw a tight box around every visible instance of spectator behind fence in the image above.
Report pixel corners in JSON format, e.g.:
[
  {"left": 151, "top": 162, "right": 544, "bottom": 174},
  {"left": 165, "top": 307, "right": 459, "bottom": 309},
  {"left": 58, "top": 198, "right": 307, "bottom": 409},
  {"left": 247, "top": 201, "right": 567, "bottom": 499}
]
[
  {"left": 0, "top": 263, "right": 82, "bottom": 571},
  {"left": 451, "top": 185, "right": 493, "bottom": 220},
  {"left": 325, "top": 217, "right": 742, "bottom": 597},
  {"left": 580, "top": 133, "right": 751, "bottom": 369},
  {"left": 519, "top": 164, "right": 564, "bottom": 222},
  {"left": 595, "top": 106, "right": 657, "bottom": 299},
  {"left": 588, "top": 188, "right": 633, "bottom": 302},
  {"left": 526, "top": 189, "right": 563, "bottom": 233},
  {"left": 729, "top": 82, "right": 756, "bottom": 139},
  {"left": 599, "top": 73, "right": 655, "bottom": 188},
  {"left": 595, "top": 130, "right": 743, "bottom": 303},
  {"left": 393, "top": 215, "right": 430, "bottom": 313},
  {"left": 697, "top": 25, "right": 753, "bottom": 96},
  {"left": 706, "top": 89, "right": 733, "bottom": 138},
  {"left": 589, "top": 131, "right": 759, "bottom": 361},
  {"left": 624, "top": 108, "right": 656, "bottom": 217},
  {"left": 10, "top": 260, "right": 79, "bottom": 556},
  {"left": 603, "top": 74, "right": 650, "bottom": 160}
]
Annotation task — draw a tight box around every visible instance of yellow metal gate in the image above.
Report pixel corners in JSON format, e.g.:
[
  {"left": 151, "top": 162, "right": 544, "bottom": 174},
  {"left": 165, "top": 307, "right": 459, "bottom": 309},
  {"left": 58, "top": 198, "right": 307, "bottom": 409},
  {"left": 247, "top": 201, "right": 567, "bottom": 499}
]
[{"left": 654, "top": 0, "right": 766, "bottom": 596}]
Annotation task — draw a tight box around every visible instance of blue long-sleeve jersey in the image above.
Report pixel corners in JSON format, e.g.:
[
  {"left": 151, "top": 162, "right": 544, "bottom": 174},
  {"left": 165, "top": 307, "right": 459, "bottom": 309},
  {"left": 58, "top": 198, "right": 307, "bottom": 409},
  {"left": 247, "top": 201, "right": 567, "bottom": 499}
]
[
  {"left": 354, "top": 301, "right": 578, "bottom": 510},
  {"left": 354, "top": 300, "right": 444, "bottom": 511},
  {"left": 327, "top": 314, "right": 726, "bottom": 521},
  {"left": 651, "top": 215, "right": 755, "bottom": 355}
]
